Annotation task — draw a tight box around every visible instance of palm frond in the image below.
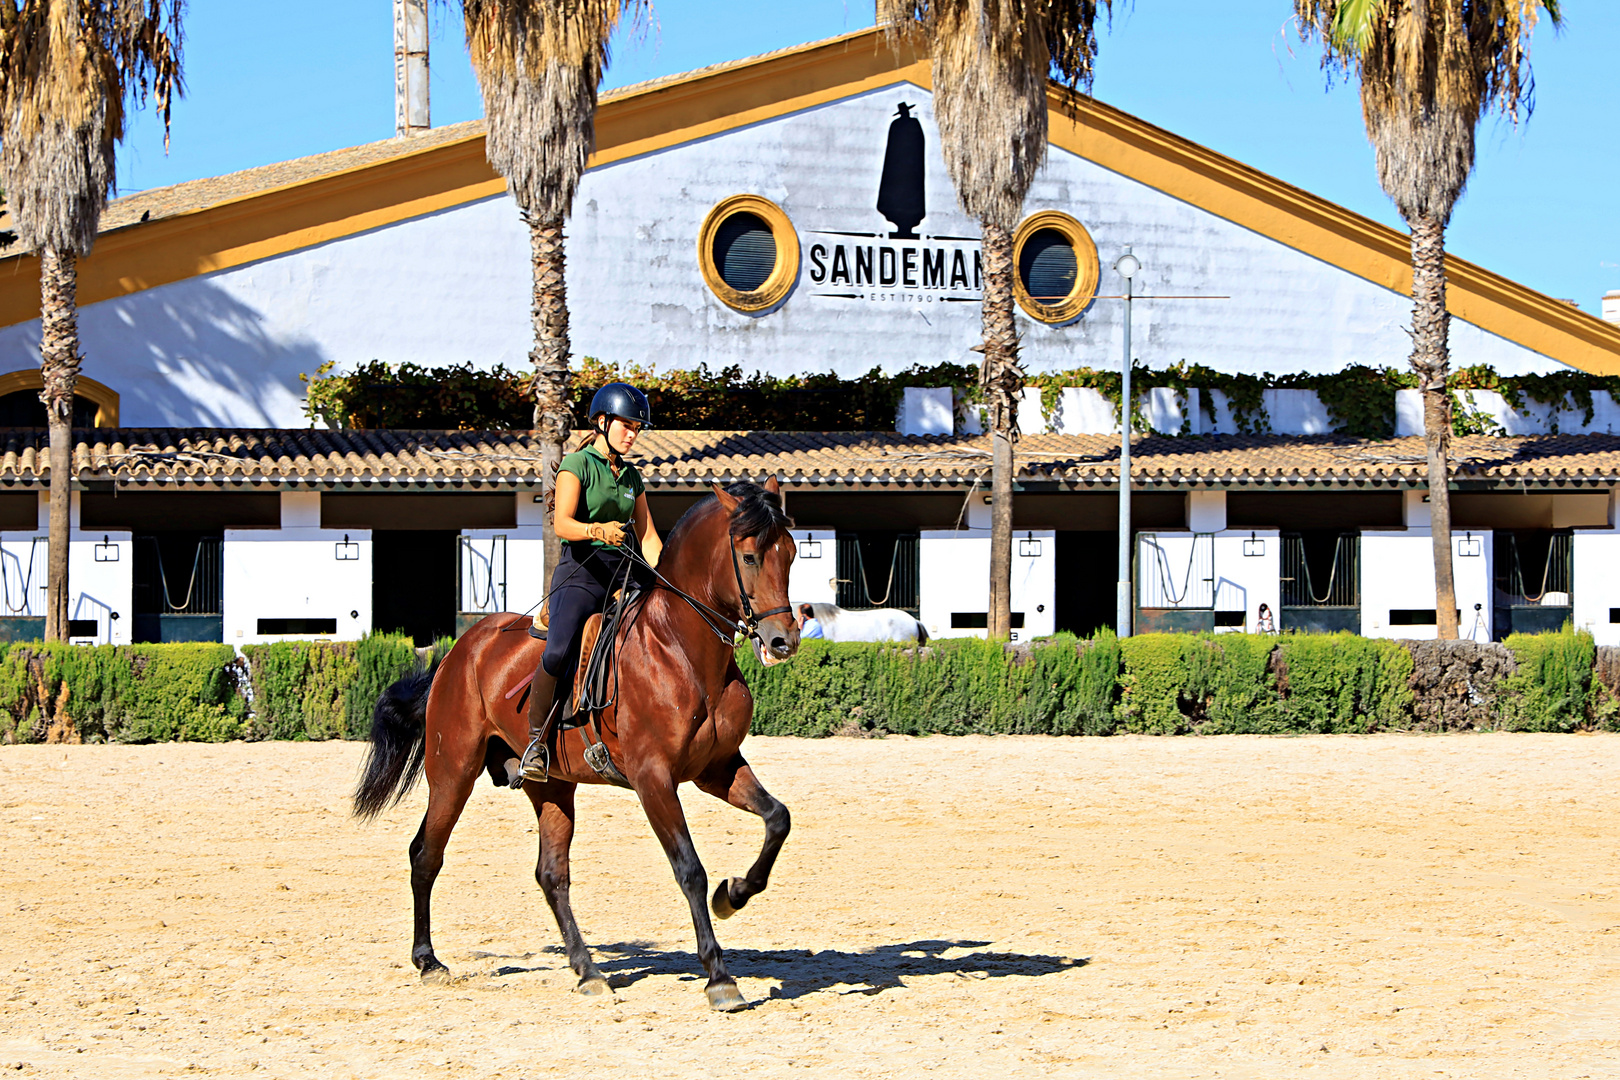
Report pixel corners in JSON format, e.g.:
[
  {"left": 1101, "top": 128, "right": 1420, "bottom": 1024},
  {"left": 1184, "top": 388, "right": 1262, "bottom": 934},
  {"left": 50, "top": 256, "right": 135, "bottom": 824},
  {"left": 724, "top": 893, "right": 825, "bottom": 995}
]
[
  {"left": 1293, "top": 0, "right": 1559, "bottom": 223},
  {"left": 0, "top": 0, "right": 184, "bottom": 255},
  {"left": 460, "top": 0, "right": 648, "bottom": 219}
]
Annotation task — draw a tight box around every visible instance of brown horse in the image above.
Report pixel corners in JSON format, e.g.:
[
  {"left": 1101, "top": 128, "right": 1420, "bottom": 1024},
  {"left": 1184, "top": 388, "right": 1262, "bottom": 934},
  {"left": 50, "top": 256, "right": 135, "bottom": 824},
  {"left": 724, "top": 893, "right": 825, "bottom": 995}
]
[{"left": 352, "top": 479, "right": 800, "bottom": 1011}]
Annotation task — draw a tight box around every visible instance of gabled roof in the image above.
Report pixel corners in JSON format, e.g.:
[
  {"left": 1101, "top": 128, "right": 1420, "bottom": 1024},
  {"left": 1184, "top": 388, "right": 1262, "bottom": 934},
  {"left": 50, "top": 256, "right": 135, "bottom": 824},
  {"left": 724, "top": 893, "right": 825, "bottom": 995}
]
[
  {"left": 0, "top": 27, "right": 1616, "bottom": 374},
  {"left": 3, "top": 427, "right": 1618, "bottom": 490}
]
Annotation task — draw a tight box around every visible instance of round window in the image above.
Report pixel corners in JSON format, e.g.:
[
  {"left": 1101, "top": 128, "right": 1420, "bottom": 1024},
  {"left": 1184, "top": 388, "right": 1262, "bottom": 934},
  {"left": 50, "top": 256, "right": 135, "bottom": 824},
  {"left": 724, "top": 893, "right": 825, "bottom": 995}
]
[
  {"left": 713, "top": 212, "right": 776, "bottom": 293},
  {"left": 1012, "top": 211, "right": 1099, "bottom": 324},
  {"left": 1019, "top": 228, "right": 1078, "bottom": 307},
  {"left": 699, "top": 195, "right": 800, "bottom": 313}
]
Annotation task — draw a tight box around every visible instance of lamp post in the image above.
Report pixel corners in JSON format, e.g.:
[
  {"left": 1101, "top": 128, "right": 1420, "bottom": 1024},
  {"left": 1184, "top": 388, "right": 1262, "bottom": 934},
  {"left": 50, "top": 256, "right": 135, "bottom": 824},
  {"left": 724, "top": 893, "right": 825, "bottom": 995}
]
[{"left": 1114, "top": 247, "right": 1141, "bottom": 638}]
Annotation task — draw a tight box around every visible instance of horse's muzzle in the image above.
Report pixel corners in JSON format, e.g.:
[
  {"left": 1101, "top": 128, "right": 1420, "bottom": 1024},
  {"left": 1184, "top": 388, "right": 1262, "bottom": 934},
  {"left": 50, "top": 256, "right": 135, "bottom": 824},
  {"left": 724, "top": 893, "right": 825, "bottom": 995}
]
[{"left": 757, "top": 620, "right": 800, "bottom": 666}]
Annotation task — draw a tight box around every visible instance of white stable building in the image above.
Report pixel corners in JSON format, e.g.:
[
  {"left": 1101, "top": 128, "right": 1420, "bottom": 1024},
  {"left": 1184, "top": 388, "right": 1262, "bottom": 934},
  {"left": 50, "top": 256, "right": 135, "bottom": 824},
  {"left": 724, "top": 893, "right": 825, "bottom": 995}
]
[{"left": 0, "top": 29, "right": 1617, "bottom": 647}]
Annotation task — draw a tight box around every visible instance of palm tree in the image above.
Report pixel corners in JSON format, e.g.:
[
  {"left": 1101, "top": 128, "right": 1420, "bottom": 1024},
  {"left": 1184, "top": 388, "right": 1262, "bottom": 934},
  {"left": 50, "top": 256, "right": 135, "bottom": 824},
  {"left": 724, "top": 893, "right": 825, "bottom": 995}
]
[
  {"left": 460, "top": 0, "right": 645, "bottom": 577},
  {"left": 880, "top": 0, "right": 1110, "bottom": 639},
  {"left": 0, "top": 1, "right": 183, "bottom": 643},
  {"left": 1295, "top": 0, "right": 1559, "bottom": 640}
]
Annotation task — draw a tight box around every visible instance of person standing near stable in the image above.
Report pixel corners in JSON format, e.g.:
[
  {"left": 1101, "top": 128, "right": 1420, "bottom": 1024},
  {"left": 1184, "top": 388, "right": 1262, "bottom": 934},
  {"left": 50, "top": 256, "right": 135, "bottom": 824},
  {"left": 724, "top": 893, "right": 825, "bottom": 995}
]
[{"left": 522, "top": 383, "right": 662, "bottom": 781}]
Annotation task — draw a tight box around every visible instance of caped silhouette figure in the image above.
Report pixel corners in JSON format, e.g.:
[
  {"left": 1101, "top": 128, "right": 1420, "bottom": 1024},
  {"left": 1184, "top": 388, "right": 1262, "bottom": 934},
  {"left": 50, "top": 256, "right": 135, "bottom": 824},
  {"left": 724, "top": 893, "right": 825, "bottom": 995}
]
[{"left": 877, "top": 102, "right": 926, "bottom": 239}]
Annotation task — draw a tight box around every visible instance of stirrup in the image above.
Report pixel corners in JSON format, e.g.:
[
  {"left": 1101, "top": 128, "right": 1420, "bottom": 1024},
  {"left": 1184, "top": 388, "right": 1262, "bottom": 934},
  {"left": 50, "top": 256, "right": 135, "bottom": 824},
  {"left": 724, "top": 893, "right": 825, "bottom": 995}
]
[{"left": 517, "top": 734, "right": 549, "bottom": 785}]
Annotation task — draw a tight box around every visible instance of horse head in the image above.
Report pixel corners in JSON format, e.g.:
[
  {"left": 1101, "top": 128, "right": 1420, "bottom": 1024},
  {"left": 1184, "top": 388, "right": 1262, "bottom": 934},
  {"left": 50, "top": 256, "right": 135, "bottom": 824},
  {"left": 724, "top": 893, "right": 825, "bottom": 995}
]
[{"left": 711, "top": 476, "right": 799, "bottom": 665}]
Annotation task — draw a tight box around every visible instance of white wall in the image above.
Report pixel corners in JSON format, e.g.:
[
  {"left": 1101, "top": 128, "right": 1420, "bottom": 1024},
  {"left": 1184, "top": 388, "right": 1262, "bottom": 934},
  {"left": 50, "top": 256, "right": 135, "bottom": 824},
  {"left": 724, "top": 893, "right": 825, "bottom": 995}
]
[
  {"left": 786, "top": 529, "right": 837, "bottom": 606},
  {"left": 223, "top": 528, "right": 372, "bottom": 645},
  {"left": 1398, "top": 388, "right": 1620, "bottom": 436},
  {"left": 0, "top": 531, "right": 133, "bottom": 644},
  {"left": 1213, "top": 529, "right": 1280, "bottom": 633},
  {"left": 919, "top": 529, "right": 1055, "bottom": 641},
  {"left": 0, "top": 81, "right": 1566, "bottom": 427},
  {"left": 1361, "top": 530, "right": 1494, "bottom": 641},
  {"left": 1573, "top": 530, "right": 1620, "bottom": 646}
]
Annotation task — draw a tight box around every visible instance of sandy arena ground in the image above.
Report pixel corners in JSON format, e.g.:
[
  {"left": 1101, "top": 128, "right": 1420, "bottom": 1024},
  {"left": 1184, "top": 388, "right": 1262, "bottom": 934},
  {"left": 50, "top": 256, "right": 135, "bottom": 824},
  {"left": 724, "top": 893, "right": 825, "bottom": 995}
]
[{"left": 1, "top": 734, "right": 1617, "bottom": 1079}]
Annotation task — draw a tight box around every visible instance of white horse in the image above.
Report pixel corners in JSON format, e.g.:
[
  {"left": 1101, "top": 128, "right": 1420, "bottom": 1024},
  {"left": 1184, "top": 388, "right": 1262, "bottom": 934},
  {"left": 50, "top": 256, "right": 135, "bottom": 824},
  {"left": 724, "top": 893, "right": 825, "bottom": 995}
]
[{"left": 803, "top": 602, "right": 928, "bottom": 644}]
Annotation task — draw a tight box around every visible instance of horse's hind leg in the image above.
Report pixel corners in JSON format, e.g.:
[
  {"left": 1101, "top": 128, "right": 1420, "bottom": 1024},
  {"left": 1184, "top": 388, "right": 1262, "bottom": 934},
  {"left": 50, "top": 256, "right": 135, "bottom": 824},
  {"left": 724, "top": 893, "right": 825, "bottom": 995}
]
[
  {"left": 409, "top": 760, "right": 479, "bottom": 982},
  {"left": 523, "top": 779, "right": 609, "bottom": 995},
  {"left": 695, "top": 754, "right": 791, "bottom": 920},
  {"left": 637, "top": 775, "right": 746, "bottom": 1012}
]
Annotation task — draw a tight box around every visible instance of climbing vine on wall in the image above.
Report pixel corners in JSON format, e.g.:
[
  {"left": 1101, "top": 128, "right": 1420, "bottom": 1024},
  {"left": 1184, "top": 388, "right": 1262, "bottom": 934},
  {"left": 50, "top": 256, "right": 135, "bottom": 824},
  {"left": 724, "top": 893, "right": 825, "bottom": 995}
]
[
  {"left": 301, "top": 357, "right": 1616, "bottom": 438},
  {"left": 1026, "top": 363, "right": 1411, "bottom": 437},
  {"left": 301, "top": 358, "right": 979, "bottom": 431}
]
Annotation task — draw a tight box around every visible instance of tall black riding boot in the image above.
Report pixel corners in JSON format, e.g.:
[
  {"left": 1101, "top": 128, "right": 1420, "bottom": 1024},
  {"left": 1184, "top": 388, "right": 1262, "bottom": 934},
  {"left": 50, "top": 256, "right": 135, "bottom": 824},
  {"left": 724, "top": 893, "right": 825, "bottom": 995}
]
[{"left": 519, "top": 664, "right": 561, "bottom": 783}]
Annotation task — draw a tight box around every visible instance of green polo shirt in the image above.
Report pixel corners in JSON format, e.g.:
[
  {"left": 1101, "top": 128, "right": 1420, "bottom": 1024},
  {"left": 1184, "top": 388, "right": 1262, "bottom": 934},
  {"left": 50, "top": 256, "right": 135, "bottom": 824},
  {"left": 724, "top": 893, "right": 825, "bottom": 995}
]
[{"left": 560, "top": 445, "right": 644, "bottom": 548}]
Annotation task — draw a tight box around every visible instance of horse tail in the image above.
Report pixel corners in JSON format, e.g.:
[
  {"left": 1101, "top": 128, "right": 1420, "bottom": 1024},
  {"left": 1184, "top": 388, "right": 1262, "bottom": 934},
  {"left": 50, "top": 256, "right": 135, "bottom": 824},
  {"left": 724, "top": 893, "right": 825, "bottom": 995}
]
[
  {"left": 915, "top": 619, "right": 929, "bottom": 644},
  {"left": 351, "top": 658, "right": 439, "bottom": 821}
]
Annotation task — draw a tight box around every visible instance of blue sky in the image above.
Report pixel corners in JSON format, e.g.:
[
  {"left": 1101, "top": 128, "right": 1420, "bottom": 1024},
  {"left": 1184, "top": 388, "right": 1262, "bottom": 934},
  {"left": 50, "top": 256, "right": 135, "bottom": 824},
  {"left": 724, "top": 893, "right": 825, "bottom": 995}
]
[{"left": 115, "top": 2, "right": 1617, "bottom": 316}]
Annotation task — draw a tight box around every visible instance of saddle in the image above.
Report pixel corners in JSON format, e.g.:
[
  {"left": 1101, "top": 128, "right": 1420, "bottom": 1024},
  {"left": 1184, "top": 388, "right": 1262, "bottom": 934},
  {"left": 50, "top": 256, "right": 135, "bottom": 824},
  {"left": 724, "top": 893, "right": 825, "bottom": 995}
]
[{"left": 505, "top": 592, "right": 638, "bottom": 725}]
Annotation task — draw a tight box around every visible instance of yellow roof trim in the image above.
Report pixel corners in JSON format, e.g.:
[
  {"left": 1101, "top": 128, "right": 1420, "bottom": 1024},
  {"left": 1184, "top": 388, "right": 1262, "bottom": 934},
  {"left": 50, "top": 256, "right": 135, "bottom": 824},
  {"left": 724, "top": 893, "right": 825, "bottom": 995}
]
[
  {"left": 1044, "top": 84, "right": 1620, "bottom": 374},
  {"left": 0, "top": 30, "right": 915, "bottom": 329},
  {"left": 0, "top": 26, "right": 1614, "bottom": 375}
]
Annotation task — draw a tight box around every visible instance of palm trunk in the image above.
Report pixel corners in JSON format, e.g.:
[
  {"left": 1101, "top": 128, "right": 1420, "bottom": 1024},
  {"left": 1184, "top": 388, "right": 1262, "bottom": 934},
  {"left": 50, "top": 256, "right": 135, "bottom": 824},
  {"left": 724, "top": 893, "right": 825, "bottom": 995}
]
[
  {"left": 530, "top": 212, "right": 573, "bottom": 585},
  {"left": 980, "top": 221, "right": 1020, "bottom": 640},
  {"left": 39, "top": 247, "right": 80, "bottom": 644},
  {"left": 1410, "top": 212, "right": 1458, "bottom": 640}
]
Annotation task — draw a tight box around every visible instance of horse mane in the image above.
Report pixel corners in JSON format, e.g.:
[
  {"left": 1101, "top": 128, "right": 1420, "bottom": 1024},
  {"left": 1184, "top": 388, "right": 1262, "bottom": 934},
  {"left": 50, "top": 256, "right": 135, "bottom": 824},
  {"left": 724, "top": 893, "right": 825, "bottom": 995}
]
[
  {"left": 722, "top": 480, "right": 793, "bottom": 547},
  {"left": 808, "top": 603, "right": 838, "bottom": 623},
  {"left": 664, "top": 480, "right": 794, "bottom": 551}
]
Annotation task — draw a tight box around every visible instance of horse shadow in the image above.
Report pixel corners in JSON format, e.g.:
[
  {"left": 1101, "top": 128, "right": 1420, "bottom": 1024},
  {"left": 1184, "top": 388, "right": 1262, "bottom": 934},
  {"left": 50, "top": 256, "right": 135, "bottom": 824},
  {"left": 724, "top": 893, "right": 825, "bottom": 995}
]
[{"left": 486, "top": 939, "right": 1089, "bottom": 999}]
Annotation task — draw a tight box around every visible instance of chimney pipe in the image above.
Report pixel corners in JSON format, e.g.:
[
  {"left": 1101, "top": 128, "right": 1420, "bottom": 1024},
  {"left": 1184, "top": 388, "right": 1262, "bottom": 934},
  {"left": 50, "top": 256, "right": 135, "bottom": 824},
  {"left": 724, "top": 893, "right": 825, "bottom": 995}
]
[
  {"left": 1604, "top": 290, "right": 1620, "bottom": 325},
  {"left": 394, "top": 0, "right": 429, "bottom": 137}
]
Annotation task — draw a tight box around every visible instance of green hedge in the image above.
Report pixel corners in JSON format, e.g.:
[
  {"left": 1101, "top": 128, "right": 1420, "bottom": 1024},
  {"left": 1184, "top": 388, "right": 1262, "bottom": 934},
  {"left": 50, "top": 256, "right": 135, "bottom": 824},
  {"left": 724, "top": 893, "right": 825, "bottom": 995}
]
[
  {"left": 1497, "top": 629, "right": 1597, "bottom": 732},
  {"left": 3, "top": 628, "right": 1615, "bottom": 744},
  {"left": 0, "top": 633, "right": 421, "bottom": 745},
  {"left": 0, "top": 642, "right": 246, "bottom": 744},
  {"left": 740, "top": 626, "right": 1618, "bottom": 737},
  {"left": 242, "top": 633, "right": 420, "bottom": 741}
]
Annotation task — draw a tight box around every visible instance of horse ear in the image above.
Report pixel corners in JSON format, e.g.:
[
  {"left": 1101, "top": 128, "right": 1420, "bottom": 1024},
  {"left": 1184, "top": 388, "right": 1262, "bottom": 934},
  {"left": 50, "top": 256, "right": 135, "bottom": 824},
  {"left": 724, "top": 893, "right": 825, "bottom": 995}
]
[
  {"left": 711, "top": 483, "right": 739, "bottom": 512},
  {"left": 763, "top": 475, "right": 781, "bottom": 496}
]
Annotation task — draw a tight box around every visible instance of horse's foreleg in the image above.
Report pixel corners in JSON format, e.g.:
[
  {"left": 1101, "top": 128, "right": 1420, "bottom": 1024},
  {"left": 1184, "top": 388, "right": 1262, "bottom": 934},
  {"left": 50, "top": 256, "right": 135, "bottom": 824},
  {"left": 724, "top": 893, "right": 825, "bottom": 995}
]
[
  {"left": 524, "top": 779, "right": 608, "bottom": 995},
  {"left": 409, "top": 764, "right": 478, "bottom": 983},
  {"left": 695, "top": 754, "right": 790, "bottom": 920},
  {"left": 636, "top": 775, "right": 746, "bottom": 1011}
]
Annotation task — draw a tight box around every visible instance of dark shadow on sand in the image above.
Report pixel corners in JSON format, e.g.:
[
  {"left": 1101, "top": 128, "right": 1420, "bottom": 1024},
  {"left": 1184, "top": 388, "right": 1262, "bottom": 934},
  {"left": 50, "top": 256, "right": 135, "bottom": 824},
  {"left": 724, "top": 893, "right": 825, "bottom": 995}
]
[{"left": 484, "top": 939, "right": 1089, "bottom": 998}]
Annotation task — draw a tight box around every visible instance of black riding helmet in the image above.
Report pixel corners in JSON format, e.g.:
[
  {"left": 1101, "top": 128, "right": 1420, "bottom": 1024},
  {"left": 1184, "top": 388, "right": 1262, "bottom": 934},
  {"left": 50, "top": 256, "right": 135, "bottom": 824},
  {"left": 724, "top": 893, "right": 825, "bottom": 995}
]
[{"left": 588, "top": 382, "right": 654, "bottom": 430}]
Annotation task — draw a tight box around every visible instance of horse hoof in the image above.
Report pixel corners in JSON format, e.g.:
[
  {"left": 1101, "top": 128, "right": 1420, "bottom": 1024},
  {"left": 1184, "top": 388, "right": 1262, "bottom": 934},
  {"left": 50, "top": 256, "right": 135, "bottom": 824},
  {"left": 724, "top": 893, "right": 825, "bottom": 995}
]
[
  {"left": 577, "top": 976, "right": 611, "bottom": 997},
  {"left": 711, "top": 878, "right": 740, "bottom": 919},
  {"left": 419, "top": 963, "right": 453, "bottom": 985},
  {"left": 706, "top": 982, "right": 747, "bottom": 1012}
]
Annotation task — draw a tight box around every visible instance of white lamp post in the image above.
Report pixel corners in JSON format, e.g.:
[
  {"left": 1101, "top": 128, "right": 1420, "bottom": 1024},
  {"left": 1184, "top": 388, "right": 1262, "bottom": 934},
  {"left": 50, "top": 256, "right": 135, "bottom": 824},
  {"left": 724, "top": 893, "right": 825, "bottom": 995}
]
[{"left": 1113, "top": 247, "right": 1141, "bottom": 638}]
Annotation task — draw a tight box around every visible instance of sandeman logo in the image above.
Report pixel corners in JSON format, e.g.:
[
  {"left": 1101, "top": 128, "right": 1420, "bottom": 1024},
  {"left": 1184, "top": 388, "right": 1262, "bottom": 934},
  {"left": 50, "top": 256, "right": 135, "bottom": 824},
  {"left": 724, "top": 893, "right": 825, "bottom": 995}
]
[{"left": 806, "top": 100, "right": 982, "bottom": 306}]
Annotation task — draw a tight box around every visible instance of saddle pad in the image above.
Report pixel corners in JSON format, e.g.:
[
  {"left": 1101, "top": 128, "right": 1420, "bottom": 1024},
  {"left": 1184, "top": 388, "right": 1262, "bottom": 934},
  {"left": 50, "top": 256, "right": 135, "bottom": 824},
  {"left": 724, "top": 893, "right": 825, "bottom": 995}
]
[{"left": 573, "top": 613, "right": 604, "bottom": 714}]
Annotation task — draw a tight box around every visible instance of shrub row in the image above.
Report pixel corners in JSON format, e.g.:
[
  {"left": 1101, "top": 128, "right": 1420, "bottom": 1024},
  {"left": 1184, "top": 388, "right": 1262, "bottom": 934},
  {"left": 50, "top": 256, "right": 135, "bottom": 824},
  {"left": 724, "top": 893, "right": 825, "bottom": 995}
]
[
  {"left": 736, "top": 627, "right": 1620, "bottom": 737},
  {"left": 4, "top": 629, "right": 1614, "bottom": 744},
  {"left": 0, "top": 634, "right": 423, "bottom": 744},
  {"left": 241, "top": 633, "right": 424, "bottom": 741},
  {"left": 0, "top": 642, "right": 246, "bottom": 744}
]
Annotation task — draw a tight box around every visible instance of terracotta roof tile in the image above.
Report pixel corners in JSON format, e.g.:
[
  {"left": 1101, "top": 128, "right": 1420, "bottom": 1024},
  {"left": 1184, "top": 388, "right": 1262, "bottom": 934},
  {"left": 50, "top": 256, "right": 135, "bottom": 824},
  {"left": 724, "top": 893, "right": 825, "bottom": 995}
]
[{"left": 0, "top": 428, "right": 1616, "bottom": 488}]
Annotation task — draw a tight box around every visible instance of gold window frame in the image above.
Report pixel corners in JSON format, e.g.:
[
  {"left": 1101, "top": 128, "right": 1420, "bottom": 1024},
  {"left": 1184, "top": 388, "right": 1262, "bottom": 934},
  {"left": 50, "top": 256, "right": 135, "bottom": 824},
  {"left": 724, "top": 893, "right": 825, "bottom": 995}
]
[
  {"left": 1012, "top": 210, "right": 1101, "bottom": 325},
  {"left": 698, "top": 195, "right": 800, "bottom": 313}
]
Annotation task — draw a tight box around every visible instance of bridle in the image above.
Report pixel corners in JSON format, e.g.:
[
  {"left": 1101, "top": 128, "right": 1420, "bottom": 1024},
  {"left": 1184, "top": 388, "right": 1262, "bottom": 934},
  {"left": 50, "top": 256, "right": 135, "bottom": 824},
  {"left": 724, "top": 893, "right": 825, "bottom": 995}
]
[
  {"left": 616, "top": 533, "right": 791, "bottom": 648},
  {"left": 729, "top": 539, "right": 793, "bottom": 642}
]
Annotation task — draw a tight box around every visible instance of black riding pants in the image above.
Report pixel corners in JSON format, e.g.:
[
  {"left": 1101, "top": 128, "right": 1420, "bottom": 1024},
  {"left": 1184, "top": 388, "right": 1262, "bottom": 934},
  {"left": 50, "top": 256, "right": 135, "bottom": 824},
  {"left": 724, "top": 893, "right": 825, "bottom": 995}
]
[{"left": 541, "top": 544, "right": 637, "bottom": 679}]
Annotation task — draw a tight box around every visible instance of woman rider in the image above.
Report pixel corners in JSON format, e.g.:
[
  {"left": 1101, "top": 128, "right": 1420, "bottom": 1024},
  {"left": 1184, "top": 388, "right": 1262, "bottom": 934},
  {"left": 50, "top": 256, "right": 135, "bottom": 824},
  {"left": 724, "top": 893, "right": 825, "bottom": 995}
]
[{"left": 522, "top": 382, "right": 661, "bottom": 781}]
